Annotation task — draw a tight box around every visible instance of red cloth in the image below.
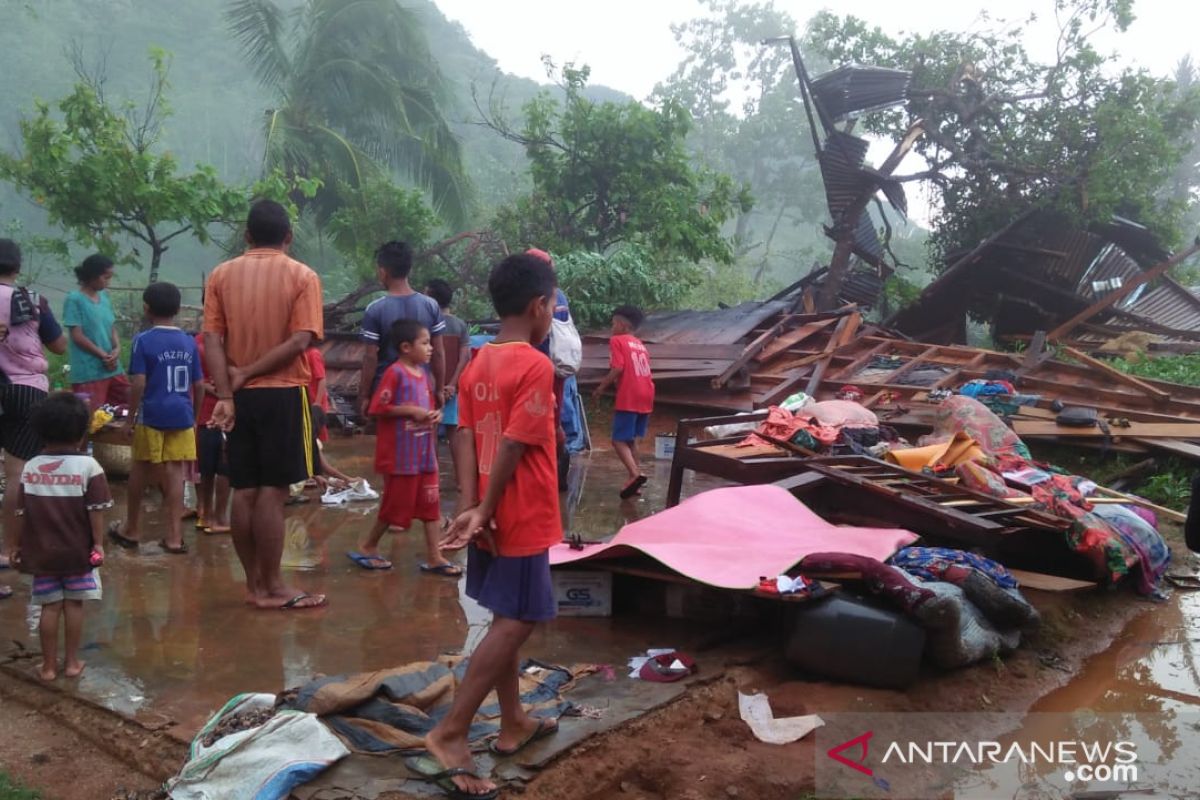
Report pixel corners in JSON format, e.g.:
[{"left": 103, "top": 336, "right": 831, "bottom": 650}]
[
  {"left": 609, "top": 334, "right": 655, "bottom": 414},
  {"left": 741, "top": 406, "right": 839, "bottom": 448},
  {"left": 305, "top": 347, "right": 330, "bottom": 411},
  {"left": 458, "top": 342, "right": 562, "bottom": 557},
  {"left": 194, "top": 334, "right": 217, "bottom": 427},
  {"left": 379, "top": 472, "right": 440, "bottom": 528}
]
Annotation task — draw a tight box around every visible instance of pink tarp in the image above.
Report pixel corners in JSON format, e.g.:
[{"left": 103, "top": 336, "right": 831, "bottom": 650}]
[{"left": 550, "top": 485, "right": 919, "bottom": 590}]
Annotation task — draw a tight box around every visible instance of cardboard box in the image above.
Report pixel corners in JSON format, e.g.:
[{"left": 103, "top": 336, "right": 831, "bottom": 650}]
[
  {"left": 654, "top": 433, "right": 676, "bottom": 460},
  {"left": 552, "top": 570, "right": 613, "bottom": 617}
]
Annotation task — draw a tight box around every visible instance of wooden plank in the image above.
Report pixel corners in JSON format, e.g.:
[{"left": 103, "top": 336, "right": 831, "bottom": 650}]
[
  {"left": 1047, "top": 240, "right": 1200, "bottom": 340},
  {"left": 1092, "top": 486, "right": 1186, "bottom": 523},
  {"left": 1008, "top": 569, "right": 1096, "bottom": 593},
  {"left": 755, "top": 318, "right": 838, "bottom": 362},
  {"left": 829, "top": 341, "right": 892, "bottom": 381},
  {"left": 1019, "top": 330, "right": 1049, "bottom": 375},
  {"left": 695, "top": 442, "right": 789, "bottom": 459},
  {"left": 1012, "top": 421, "right": 1200, "bottom": 439},
  {"left": 1134, "top": 438, "right": 1200, "bottom": 461},
  {"left": 1062, "top": 347, "right": 1170, "bottom": 403},
  {"left": 879, "top": 345, "right": 938, "bottom": 384},
  {"left": 803, "top": 312, "right": 860, "bottom": 397}
]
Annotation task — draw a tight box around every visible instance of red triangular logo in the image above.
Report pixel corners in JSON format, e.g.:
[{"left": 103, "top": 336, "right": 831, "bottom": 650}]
[{"left": 827, "top": 731, "right": 875, "bottom": 776}]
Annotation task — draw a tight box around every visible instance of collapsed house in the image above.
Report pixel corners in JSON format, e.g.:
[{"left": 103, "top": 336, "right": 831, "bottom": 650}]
[{"left": 889, "top": 210, "right": 1200, "bottom": 348}]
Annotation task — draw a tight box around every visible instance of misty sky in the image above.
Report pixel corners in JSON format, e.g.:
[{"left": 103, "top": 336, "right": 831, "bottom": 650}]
[{"left": 434, "top": 0, "right": 1194, "bottom": 100}]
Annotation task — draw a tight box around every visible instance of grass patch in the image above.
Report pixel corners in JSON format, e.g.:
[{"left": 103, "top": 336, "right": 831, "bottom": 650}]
[
  {"left": 0, "top": 772, "right": 40, "bottom": 800},
  {"left": 1110, "top": 353, "right": 1200, "bottom": 385}
]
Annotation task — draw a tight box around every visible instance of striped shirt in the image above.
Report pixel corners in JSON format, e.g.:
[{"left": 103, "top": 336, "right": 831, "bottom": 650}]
[
  {"left": 202, "top": 248, "right": 324, "bottom": 389},
  {"left": 369, "top": 361, "right": 437, "bottom": 475}
]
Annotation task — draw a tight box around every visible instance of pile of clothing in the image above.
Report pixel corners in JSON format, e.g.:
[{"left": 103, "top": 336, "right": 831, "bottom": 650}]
[
  {"left": 891, "top": 396, "right": 1171, "bottom": 597},
  {"left": 739, "top": 394, "right": 901, "bottom": 457},
  {"left": 797, "top": 546, "right": 1039, "bottom": 668}
]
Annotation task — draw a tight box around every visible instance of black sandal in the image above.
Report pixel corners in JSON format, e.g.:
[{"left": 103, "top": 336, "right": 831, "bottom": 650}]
[
  {"left": 107, "top": 522, "right": 139, "bottom": 550},
  {"left": 159, "top": 540, "right": 189, "bottom": 555}
]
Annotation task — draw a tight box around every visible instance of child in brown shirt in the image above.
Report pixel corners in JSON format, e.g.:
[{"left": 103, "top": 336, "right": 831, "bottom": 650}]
[{"left": 10, "top": 392, "right": 112, "bottom": 680}]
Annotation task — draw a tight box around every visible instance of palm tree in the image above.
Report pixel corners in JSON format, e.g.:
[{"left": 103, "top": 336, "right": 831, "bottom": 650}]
[{"left": 226, "top": 0, "right": 470, "bottom": 228}]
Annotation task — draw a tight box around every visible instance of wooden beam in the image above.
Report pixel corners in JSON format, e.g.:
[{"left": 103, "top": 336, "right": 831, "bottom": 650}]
[
  {"left": 1092, "top": 486, "right": 1186, "bottom": 524},
  {"left": 755, "top": 318, "right": 838, "bottom": 363},
  {"left": 1012, "top": 421, "right": 1200, "bottom": 438},
  {"left": 1047, "top": 240, "right": 1200, "bottom": 340},
  {"left": 879, "top": 345, "right": 938, "bottom": 384},
  {"left": 712, "top": 315, "right": 795, "bottom": 388},
  {"left": 1062, "top": 346, "right": 1170, "bottom": 403},
  {"left": 1019, "top": 330, "right": 1049, "bottom": 375},
  {"left": 829, "top": 341, "right": 892, "bottom": 381}
]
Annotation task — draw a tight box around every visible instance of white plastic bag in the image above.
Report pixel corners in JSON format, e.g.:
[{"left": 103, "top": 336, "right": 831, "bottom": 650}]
[
  {"left": 168, "top": 693, "right": 349, "bottom": 800},
  {"left": 549, "top": 314, "right": 583, "bottom": 378}
]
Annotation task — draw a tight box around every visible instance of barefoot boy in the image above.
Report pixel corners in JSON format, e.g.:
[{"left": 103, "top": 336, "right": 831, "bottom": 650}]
[
  {"left": 109, "top": 283, "right": 203, "bottom": 554},
  {"left": 350, "top": 320, "right": 458, "bottom": 576},
  {"left": 10, "top": 392, "right": 112, "bottom": 680},
  {"left": 593, "top": 305, "right": 655, "bottom": 498},
  {"left": 409, "top": 253, "right": 562, "bottom": 800}
]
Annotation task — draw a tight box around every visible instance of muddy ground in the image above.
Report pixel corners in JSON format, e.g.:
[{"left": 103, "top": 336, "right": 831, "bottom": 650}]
[
  {"left": 1, "top": 556, "right": 1179, "bottom": 800},
  {"left": 0, "top": 424, "right": 1195, "bottom": 800}
]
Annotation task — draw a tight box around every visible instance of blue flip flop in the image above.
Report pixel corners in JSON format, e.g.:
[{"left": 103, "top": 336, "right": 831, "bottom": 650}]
[{"left": 347, "top": 551, "right": 393, "bottom": 570}]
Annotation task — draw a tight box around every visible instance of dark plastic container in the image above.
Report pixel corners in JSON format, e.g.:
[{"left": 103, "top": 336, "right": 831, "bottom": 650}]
[{"left": 784, "top": 595, "right": 926, "bottom": 689}]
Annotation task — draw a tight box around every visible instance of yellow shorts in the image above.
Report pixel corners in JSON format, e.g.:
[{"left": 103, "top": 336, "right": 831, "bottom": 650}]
[{"left": 132, "top": 425, "right": 197, "bottom": 464}]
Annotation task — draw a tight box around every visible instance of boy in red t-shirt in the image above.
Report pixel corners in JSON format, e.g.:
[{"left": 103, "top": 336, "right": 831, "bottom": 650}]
[
  {"left": 593, "top": 305, "right": 655, "bottom": 498},
  {"left": 409, "top": 254, "right": 562, "bottom": 800}
]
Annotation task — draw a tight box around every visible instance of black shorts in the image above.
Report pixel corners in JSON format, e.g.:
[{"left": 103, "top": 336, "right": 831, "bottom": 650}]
[
  {"left": 228, "top": 386, "right": 313, "bottom": 489},
  {"left": 0, "top": 384, "right": 47, "bottom": 461},
  {"left": 196, "top": 426, "right": 229, "bottom": 478}
]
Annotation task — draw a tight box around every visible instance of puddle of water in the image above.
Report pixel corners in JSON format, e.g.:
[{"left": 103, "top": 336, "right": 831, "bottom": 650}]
[
  {"left": 0, "top": 439, "right": 722, "bottom": 731},
  {"left": 961, "top": 592, "right": 1200, "bottom": 798}
]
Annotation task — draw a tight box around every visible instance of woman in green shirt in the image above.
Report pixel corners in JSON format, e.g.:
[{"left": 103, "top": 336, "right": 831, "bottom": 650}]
[{"left": 62, "top": 254, "right": 129, "bottom": 412}]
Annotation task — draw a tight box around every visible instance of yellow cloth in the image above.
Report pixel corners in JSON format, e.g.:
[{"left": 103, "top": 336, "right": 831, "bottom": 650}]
[
  {"left": 886, "top": 432, "right": 985, "bottom": 471},
  {"left": 132, "top": 425, "right": 197, "bottom": 463},
  {"left": 89, "top": 408, "right": 113, "bottom": 434}
]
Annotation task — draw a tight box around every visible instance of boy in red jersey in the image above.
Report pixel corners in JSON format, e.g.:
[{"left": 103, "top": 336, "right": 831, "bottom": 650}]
[
  {"left": 407, "top": 253, "right": 561, "bottom": 799},
  {"left": 593, "top": 305, "right": 655, "bottom": 498},
  {"left": 349, "top": 320, "right": 458, "bottom": 576}
]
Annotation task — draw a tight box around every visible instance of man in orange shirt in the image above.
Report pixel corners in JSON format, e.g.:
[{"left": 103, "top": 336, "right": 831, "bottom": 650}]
[{"left": 203, "top": 200, "right": 326, "bottom": 611}]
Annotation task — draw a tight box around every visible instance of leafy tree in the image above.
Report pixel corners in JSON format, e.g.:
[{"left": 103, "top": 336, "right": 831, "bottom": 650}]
[
  {"left": 484, "top": 61, "right": 751, "bottom": 265},
  {"left": 325, "top": 176, "right": 437, "bottom": 280},
  {"left": 0, "top": 52, "right": 283, "bottom": 284},
  {"left": 805, "top": 0, "right": 1200, "bottom": 264},
  {"left": 555, "top": 245, "right": 699, "bottom": 330},
  {"left": 655, "top": 0, "right": 830, "bottom": 278},
  {"left": 226, "top": 0, "right": 471, "bottom": 227}
]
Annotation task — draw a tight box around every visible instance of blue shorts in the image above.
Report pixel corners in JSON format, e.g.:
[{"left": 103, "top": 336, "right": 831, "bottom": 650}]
[
  {"left": 612, "top": 411, "right": 649, "bottom": 443},
  {"left": 466, "top": 545, "right": 556, "bottom": 622},
  {"left": 441, "top": 394, "right": 459, "bottom": 428}
]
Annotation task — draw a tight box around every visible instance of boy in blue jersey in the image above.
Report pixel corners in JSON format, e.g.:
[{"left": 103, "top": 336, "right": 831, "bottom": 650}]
[{"left": 108, "top": 283, "right": 203, "bottom": 554}]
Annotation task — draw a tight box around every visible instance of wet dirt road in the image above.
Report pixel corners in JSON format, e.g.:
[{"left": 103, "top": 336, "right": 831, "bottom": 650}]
[{"left": 0, "top": 438, "right": 715, "bottom": 734}]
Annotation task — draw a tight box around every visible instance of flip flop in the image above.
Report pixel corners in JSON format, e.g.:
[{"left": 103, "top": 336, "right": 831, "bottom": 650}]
[
  {"left": 205, "top": 525, "right": 232, "bottom": 535},
  {"left": 420, "top": 563, "right": 463, "bottom": 578},
  {"left": 107, "top": 522, "right": 139, "bottom": 550},
  {"left": 488, "top": 717, "right": 559, "bottom": 757},
  {"left": 159, "top": 540, "right": 189, "bottom": 555},
  {"left": 404, "top": 755, "right": 498, "bottom": 800},
  {"left": 194, "top": 518, "right": 208, "bottom": 530},
  {"left": 619, "top": 475, "right": 648, "bottom": 500},
  {"left": 280, "top": 592, "right": 327, "bottom": 610},
  {"left": 347, "top": 551, "right": 393, "bottom": 570},
  {"left": 1166, "top": 574, "right": 1200, "bottom": 591}
]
